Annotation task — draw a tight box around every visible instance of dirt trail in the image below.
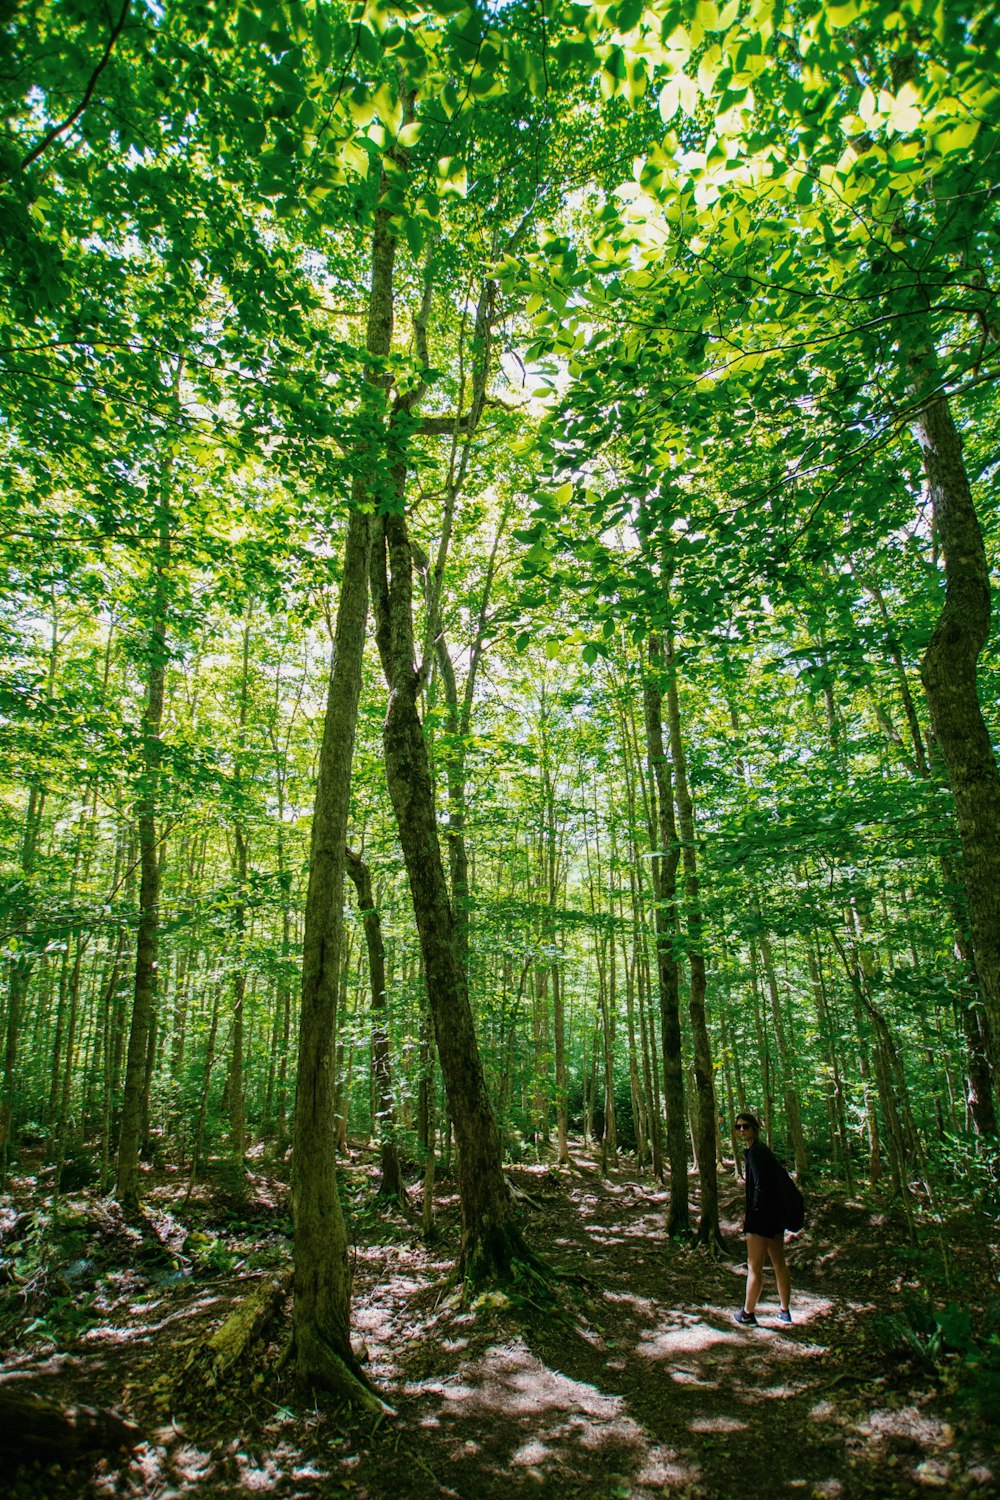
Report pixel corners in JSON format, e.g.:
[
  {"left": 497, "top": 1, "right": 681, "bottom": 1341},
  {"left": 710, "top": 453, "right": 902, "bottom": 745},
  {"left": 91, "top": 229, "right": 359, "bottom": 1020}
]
[{"left": 1, "top": 1149, "right": 995, "bottom": 1498}]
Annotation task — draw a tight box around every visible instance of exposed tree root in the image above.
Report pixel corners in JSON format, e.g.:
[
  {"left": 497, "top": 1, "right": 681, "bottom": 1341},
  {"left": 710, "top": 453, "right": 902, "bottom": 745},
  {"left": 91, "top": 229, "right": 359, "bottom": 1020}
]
[
  {"left": 460, "top": 1220, "right": 595, "bottom": 1309},
  {"left": 292, "top": 1324, "right": 395, "bottom": 1416},
  {"left": 693, "top": 1227, "right": 730, "bottom": 1260}
]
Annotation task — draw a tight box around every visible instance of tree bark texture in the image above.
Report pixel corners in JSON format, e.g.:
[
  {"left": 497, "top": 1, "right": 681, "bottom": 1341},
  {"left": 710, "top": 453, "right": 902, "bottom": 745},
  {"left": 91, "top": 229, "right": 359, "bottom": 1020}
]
[
  {"left": 916, "top": 389, "right": 1000, "bottom": 1075},
  {"left": 372, "top": 508, "right": 527, "bottom": 1282}
]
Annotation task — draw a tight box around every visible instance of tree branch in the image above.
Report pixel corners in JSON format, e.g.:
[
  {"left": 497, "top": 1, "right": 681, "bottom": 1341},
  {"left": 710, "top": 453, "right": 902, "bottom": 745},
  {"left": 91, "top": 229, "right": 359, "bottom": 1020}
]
[{"left": 19, "top": 0, "right": 132, "bottom": 173}]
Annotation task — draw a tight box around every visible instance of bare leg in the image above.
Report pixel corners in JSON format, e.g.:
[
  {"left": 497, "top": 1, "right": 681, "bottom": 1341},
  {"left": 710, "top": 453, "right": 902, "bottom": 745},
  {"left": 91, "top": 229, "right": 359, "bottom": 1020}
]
[
  {"left": 768, "top": 1233, "right": 791, "bottom": 1309},
  {"left": 744, "top": 1233, "right": 768, "bottom": 1314}
]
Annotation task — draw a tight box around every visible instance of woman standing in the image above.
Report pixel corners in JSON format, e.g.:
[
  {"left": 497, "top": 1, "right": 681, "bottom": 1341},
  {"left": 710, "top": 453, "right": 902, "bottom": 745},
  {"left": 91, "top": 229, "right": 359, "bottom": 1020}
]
[{"left": 733, "top": 1112, "right": 793, "bottom": 1327}]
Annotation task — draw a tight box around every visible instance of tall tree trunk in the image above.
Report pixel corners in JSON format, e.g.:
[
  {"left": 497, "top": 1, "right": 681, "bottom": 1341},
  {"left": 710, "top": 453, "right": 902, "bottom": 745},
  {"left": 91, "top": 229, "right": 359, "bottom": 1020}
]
[
  {"left": 915, "top": 384, "right": 1000, "bottom": 1081},
  {"left": 227, "top": 618, "right": 253, "bottom": 1179},
  {"left": 642, "top": 636, "right": 688, "bottom": 1233},
  {"left": 756, "top": 926, "right": 808, "bottom": 1179},
  {"left": 290, "top": 173, "right": 394, "bottom": 1407},
  {"left": 372, "top": 511, "right": 530, "bottom": 1278},
  {"left": 115, "top": 364, "right": 177, "bottom": 1216},
  {"left": 664, "top": 631, "right": 722, "bottom": 1247},
  {"left": 867, "top": 574, "right": 996, "bottom": 1134},
  {"left": 346, "top": 847, "right": 403, "bottom": 1199}
]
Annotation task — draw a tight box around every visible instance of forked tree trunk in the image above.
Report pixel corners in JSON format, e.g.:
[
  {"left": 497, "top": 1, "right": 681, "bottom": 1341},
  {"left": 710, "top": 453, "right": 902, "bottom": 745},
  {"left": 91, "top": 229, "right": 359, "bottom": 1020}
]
[{"left": 290, "top": 173, "right": 395, "bottom": 1407}]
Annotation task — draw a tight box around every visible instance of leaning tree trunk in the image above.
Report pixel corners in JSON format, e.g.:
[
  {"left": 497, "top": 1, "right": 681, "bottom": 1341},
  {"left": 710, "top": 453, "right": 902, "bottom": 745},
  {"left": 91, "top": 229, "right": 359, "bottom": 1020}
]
[
  {"left": 915, "top": 384, "right": 1000, "bottom": 1081},
  {"left": 290, "top": 170, "right": 395, "bottom": 1407},
  {"left": 866, "top": 571, "right": 996, "bottom": 1133},
  {"left": 372, "top": 506, "right": 532, "bottom": 1283}
]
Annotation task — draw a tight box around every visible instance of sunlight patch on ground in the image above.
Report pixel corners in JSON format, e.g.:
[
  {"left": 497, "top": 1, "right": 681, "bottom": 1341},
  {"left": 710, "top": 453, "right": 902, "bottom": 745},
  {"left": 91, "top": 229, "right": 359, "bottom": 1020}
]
[
  {"left": 79, "top": 1291, "right": 226, "bottom": 1345},
  {"left": 856, "top": 1404, "right": 953, "bottom": 1450},
  {"left": 636, "top": 1446, "right": 701, "bottom": 1488},
  {"left": 432, "top": 1339, "right": 624, "bottom": 1418},
  {"left": 604, "top": 1289, "right": 659, "bottom": 1316},
  {"left": 407, "top": 1335, "right": 688, "bottom": 1489},
  {"left": 667, "top": 1367, "right": 717, "bottom": 1386},
  {"left": 511, "top": 1437, "right": 552, "bottom": 1465},
  {"left": 636, "top": 1316, "right": 734, "bottom": 1361},
  {"left": 754, "top": 1381, "right": 812, "bottom": 1400},
  {"left": 688, "top": 1413, "right": 748, "bottom": 1434},
  {"left": 0, "top": 1352, "right": 78, "bottom": 1377},
  {"left": 234, "top": 1453, "right": 281, "bottom": 1491}
]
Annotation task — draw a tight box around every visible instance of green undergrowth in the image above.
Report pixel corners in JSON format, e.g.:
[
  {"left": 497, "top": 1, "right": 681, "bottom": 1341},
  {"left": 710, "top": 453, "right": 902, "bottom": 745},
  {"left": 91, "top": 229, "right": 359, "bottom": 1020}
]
[{"left": 881, "top": 1296, "right": 1000, "bottom": 1417}]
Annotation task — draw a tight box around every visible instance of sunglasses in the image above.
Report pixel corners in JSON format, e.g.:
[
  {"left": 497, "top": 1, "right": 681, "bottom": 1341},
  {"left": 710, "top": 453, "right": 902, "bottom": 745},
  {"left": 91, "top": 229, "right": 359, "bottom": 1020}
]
[{"left": 734, "top": 1123, "right": 755, "bottom": 1132}]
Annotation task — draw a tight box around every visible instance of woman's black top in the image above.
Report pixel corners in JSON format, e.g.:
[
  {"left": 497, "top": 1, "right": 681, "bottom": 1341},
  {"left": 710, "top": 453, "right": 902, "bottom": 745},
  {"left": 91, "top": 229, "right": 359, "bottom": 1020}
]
[{"left": 743, "top": 1140, "right": 785, "bottom": 1238}]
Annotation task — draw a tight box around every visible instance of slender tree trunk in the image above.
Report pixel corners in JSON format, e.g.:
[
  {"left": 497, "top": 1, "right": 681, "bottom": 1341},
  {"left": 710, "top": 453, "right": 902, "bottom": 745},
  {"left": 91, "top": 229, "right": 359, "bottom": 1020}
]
[
  {"left": 749, "top": 943, "right": 774, "bottom": 1141},
  {"left": 809, "top": 941, "right": 853, "bottom": 1191},
  {"left": 642, "top": 636, "right": 688, "bottom": 1233},
  {"left": 756, "top": 927, "right": 808, "bottom": 1178},
  {"left": 346, "top": 848, "right": 403, "bottom": 1199},
  {"left": 116, "top": 368, "right": 177, "bottom": 1215},
  {"left": 228, "top": 826, "right": 248, "bottom": 1173},
  {"left": 419, "top": 996, "right": 437, "bottom": 1239},
  {"left": 665, "top": 632, "right": 722, "bottom": 1248}
]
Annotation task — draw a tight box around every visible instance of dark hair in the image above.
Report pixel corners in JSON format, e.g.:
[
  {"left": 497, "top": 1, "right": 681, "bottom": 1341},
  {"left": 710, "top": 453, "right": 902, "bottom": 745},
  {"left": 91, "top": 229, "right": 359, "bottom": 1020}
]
[{"left": 734, "top": 1113, "right": 761, "bottom": 1133}]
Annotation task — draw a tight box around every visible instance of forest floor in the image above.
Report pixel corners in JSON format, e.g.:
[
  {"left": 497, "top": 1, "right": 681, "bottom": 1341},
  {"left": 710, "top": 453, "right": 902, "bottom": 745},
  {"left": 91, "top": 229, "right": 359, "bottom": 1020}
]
[{"left": 1, "top": 1143, "right": 998, "bottom": 1500}]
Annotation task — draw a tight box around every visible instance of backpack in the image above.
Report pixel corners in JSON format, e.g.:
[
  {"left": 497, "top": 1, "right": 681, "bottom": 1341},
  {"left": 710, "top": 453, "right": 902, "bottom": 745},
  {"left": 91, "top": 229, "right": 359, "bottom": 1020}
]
[{"left": 777, "top": 1164, "right": 805, "bottom": 1232}]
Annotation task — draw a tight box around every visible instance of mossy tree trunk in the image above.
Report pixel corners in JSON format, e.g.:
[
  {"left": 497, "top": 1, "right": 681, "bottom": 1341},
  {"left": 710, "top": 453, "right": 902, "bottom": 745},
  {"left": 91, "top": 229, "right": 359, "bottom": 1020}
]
[{"left": 372, "top": 505, "right": 531, "bottom": 1282}]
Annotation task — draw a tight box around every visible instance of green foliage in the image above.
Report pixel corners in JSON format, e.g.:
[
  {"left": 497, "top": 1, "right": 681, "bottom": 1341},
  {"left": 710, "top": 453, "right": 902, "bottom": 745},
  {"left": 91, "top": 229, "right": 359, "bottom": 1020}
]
[
  {"left": 182, "top": 1228, "right": 238, "bottom": 1275},
  {"left": 0, "top": 0, "right": 997, "bottom": 1234},
  {"left": 885, "top": 1297, "right": 1000, "bottom": 1417}
]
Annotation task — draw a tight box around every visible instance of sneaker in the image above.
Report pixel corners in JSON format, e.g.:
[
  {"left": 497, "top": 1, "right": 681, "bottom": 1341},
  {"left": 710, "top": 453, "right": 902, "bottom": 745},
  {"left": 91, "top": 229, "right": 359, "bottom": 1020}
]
[
  {"left": 733, "top": 1308, "right": 758, "bottom": 1327},
  {"left": 777, "top": 1308, "right": 792, "bottom": 1324}
]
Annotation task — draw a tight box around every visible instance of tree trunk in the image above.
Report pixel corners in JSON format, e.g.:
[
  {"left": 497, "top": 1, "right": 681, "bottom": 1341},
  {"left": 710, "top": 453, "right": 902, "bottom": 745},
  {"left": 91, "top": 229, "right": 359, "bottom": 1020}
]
[
  {"left": 346, "top": 847, "right": 403, "bottom": 1199},
  {"left": 116, "top": 380, "right": 175, "bottom": 1215},
  {"left": 290, "top": 171, "right": 395, "bottom": 1407},
  {"left": 665, "top": 631, "right": 722, "bottom": 1248},
  {"left": 642, "top": 635, "right": 688, "bottom": 1233},
  {"left": 756, "top": 926, "right": 808, "bottom": 1179},
  {"left": 373, "top": 568, "right": 528, "bottom": 1278},
  {"left": 915, "top": 386, "right": 1000, "bottom": 1077}
]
